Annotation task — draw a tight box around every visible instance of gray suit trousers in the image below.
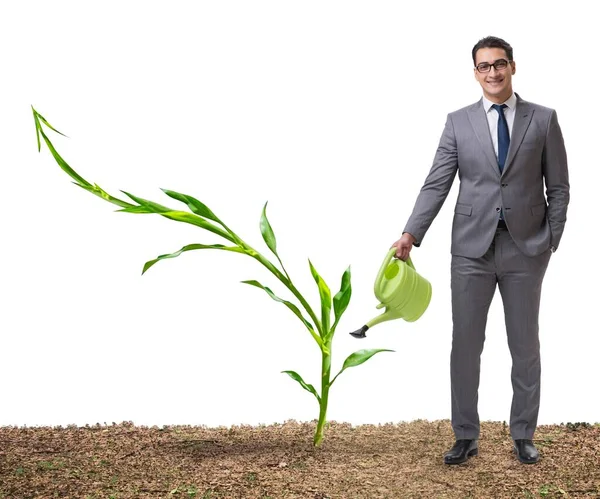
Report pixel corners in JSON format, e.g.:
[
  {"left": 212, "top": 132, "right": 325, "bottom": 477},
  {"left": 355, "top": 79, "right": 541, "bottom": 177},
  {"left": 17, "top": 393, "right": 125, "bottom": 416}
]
[{"left": 450, "top": 224, "right": 551, "bottom": 440}]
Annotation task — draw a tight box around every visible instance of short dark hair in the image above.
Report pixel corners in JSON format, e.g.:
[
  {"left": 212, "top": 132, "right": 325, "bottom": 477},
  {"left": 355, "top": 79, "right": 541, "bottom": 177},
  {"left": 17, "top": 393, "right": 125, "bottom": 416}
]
[{"left": 472, "top": 36, "right": 513, "bottom": 66}]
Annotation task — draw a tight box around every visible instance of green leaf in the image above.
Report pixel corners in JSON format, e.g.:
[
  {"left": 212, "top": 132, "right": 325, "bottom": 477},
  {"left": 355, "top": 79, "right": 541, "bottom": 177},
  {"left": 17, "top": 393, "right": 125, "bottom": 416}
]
[
  {"left": 330, "top": 349, "right": 395, "bottom": 386},
  {"left": 32, "top": 106, "right": 68, "bottom": 153},
  {"left": 32, "top": 107, "right": 68, "bottom": 138},
  {"left": 308, "top": 260, "right": 332, "bottom": 334},
  {"left": 281, "top": 370, "right": 320, "bottom": 403},
  {"left": 118, "top": 195, "right": 236, "bottom": 243},
  {"left": 32, "top": 108, "right": 42, "bottom": 152},
  {"left": 35, "top": 121, "right": 92, "bottom": 188},
  {"left": 142, "top": 243, "right": 246, "bottom": 274},
  {"left": 32, "top": 108, "right": 135, "bottom": 209},
  {"left": 72, "top": 182, "right": 133, "bottom": 208},
  {"left": 333, "top": 266, "right": 352, "bottom": 325},
  {"left": 121, "top": 191, "right": 171, "bottom": 213},
  {"left": 117, "top": 205, "right": 154, "bottom": 214},
  {"left": 341, "top": 348, "right": 395, "bottom": 371},
  {"left": 241, "top": 280, "right": 321, "bottom": 346},
  {"left": 260, "top": 202, "right": 277, "bottom": 256},
  {"left": 161, "top": 188, "right": 222, "bottom": 224},
  {"left": 160, "top": 211, "right": 235, "bottom": 242},
  {"left": 31, "top": 108, "right": 234, "bottom": 242}
]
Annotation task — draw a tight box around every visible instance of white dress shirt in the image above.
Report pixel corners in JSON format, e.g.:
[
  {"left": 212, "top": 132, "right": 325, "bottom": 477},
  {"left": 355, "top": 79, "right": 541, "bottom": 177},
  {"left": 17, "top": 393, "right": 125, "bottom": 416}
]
[{"left": 482, "top": 92, "right": 517, "bottom": 159}]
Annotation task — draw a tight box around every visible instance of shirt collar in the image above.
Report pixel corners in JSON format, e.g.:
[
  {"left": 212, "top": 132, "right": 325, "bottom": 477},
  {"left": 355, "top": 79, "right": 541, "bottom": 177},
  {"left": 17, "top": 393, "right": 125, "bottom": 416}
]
[{"left": 483, "top": 92, "right": 517, "bottom": 112}]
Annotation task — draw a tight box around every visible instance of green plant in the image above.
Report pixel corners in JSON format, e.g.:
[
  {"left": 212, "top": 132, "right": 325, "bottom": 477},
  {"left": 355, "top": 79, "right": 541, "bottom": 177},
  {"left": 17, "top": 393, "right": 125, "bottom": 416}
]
[
  {"left": 32, "top": 107, "right": 394, "bottom": 446},
  {"left": 37, "top": 460, "right": 63, "bottom": 471},
  {"left": 565, "top": 421, "right": 592, "bottom": 431}
]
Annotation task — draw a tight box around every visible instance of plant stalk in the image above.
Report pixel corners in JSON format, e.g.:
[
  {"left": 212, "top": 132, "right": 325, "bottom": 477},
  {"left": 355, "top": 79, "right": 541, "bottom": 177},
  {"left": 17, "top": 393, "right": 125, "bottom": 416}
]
[{"left": 314, "top": 339, "right": 332, "bottom": 446}]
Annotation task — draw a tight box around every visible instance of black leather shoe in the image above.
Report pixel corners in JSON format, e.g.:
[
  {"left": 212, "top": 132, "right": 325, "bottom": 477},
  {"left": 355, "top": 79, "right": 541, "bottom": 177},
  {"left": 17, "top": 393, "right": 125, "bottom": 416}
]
[
  {"left": 513, "top": 439, "right": 539, "bottom": 464},
  {"left": 443, "top": 439, "right": 478, "bottom": 465}
]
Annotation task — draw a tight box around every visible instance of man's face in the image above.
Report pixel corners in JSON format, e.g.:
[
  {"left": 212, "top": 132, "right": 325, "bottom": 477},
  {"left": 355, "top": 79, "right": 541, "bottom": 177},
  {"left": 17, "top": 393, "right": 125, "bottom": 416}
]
[{"left": 473, "top": 47, "right": 516, "bottom": 103}]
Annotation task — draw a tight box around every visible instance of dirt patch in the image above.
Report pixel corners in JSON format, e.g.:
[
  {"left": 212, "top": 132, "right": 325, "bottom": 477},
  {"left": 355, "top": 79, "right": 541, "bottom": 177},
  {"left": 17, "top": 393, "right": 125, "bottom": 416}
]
[{"left": 1, "top": 419, "right": 598, "bottom": 498}]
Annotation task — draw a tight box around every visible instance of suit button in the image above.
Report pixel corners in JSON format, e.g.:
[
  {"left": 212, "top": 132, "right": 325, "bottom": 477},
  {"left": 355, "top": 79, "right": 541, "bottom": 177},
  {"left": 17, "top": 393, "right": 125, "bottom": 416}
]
[
  {"left": 496, "top": 207, "right": 500, "bottom": 212},
  {"left": 502, "top": 183, "right": 508, "bottom": 187}
]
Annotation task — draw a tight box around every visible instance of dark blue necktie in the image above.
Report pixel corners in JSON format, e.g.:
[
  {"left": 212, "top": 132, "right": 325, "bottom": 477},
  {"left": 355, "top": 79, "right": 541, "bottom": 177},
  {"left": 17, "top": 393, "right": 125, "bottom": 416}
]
[
  {"left": 492, "top": 103, "right": 509, "bottom": 173},
  {"left": 492, "top": 104, "right": 509, "bottom": 221}
]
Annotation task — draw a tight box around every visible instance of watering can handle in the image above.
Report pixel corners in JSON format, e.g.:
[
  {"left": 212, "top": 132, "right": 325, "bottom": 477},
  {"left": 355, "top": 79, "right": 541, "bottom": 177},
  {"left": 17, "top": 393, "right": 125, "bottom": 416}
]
[{"left": 374, "top": 247, "right": 415, "bottom": 290}]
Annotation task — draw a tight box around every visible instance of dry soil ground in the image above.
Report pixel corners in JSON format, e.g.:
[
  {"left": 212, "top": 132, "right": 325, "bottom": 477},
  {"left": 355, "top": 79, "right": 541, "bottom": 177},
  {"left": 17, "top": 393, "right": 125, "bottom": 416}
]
[{"left": 1, "top": 419, "right": 598, "bottom": 498}]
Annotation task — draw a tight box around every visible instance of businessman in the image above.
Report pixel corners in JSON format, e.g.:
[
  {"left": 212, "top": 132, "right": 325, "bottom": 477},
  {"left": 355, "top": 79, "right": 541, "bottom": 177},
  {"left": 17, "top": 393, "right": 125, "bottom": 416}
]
[{"left": 392, "top": 36, "right": 569, "bottom": 465}]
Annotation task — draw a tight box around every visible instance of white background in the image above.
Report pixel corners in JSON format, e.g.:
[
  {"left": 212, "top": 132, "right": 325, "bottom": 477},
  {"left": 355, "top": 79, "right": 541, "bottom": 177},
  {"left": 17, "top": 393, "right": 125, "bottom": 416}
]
[{"left": 2, "top": 1, "right": 598, "bottom": 429}]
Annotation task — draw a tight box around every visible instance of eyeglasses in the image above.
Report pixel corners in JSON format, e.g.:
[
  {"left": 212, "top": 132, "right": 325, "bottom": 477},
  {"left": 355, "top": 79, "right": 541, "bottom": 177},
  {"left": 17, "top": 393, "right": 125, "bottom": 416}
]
[{"left": 475, "top": 59, "right": 512, "bottom": 73}]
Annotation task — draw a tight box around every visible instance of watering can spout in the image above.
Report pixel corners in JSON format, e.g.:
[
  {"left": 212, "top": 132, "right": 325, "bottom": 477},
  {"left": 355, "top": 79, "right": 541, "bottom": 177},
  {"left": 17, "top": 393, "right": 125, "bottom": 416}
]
[
  {"left": 349, "top": 307, "right": 403, "bottom": 339},
  {"left": 367, "top": 307, "right": 403, "bottom": 327},
  {"left": 349, "top": 325, "right": 369, "bottom": 339}
]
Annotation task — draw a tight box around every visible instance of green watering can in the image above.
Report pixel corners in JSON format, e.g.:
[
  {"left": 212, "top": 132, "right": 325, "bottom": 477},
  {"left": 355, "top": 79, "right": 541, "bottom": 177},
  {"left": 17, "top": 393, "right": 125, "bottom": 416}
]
[{"left": 350, "top": 247, "right": 432, "bottom": 339}]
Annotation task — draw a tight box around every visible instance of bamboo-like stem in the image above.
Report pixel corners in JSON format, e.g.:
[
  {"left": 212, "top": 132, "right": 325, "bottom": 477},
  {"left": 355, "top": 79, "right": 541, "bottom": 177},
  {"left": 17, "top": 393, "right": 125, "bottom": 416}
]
[{"left": 314, "top": 338, "right": 332, "bottom": 446}]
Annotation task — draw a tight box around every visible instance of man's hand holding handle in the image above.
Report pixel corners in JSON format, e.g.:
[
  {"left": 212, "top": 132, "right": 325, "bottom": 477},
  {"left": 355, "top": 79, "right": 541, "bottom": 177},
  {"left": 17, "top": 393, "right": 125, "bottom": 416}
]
[{"left": 391, "top": 232, "right": 417, "bottom": 261}]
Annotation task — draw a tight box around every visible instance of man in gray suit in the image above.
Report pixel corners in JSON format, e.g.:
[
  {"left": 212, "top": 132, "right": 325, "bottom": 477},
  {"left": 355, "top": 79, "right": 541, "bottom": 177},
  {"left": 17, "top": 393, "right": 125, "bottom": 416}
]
[{"left": 392, "top": 36, "right": 569, "bottom": 465}]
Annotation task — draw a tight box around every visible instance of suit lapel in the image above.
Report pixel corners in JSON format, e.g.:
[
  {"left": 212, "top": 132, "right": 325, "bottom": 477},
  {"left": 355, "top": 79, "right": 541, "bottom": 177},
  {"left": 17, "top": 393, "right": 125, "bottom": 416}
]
[
  {"left": 467, "top": 99, "right": 501, "bottom": 178},
  {"left": 502, "top": 95, "right": 534, "bottom": 176}
]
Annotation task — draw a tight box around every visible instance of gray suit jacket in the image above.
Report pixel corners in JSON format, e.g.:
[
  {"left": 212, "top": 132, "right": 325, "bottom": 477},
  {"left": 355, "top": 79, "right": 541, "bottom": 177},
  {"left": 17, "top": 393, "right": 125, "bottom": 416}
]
[{"left": 403, "top": 93, "right": 569, "bottom": 258}]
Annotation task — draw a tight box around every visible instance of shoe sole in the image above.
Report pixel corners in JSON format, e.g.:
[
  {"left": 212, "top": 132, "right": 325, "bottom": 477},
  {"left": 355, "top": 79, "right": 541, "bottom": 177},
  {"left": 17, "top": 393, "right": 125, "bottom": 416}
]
[{"left": 444, "top": 447, "right": 478, "bottom": 465}]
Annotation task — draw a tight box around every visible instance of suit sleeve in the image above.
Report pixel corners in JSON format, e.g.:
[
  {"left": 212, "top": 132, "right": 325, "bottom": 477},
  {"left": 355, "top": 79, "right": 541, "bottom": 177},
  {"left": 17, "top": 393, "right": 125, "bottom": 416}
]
[
  {"left": 402, "top": 113, "right": 459, "bottom": 246},
  {"left": 542, "top": 110, "right": 569, "bottom": 250}
]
